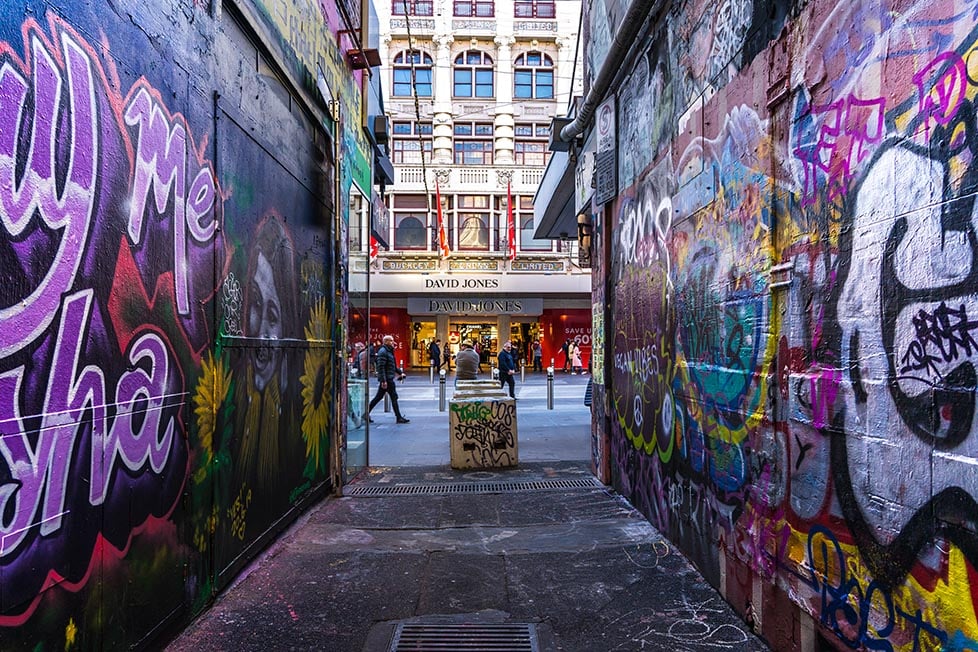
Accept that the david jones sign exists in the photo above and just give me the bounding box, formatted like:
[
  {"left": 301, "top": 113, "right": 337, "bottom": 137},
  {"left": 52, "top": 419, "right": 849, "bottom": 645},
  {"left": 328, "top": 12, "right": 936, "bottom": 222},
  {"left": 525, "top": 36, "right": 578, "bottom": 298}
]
[{"left": 407, "top": 297, "right": 543, "bottom": 315}]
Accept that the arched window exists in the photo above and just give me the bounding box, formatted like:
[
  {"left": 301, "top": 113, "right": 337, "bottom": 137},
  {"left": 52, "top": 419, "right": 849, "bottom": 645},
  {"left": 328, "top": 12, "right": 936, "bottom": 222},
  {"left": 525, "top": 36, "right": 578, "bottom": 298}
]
[
  {"left": 394, "top": 215, "right": 428, "bottom": 249},
  {"left": 514, "top": 52, "right": 553, "bottom": 99},
  {"left": 393, "top": 50, "right": 433, "bottom": 97},
  {"left": 392, "top": 195, "right": 430, "bottom": 250},
  {"left": 454, "top": 51, "right": 494, "bottom": 98}
]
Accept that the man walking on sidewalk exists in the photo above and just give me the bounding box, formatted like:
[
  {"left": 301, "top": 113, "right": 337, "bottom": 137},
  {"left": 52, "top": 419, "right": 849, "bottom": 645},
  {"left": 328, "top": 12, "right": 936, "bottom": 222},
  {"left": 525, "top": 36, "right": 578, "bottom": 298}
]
[
  {"left": 367, "top": 335, "right": 410, "bottom": 423},
  {"left": 497, "top": 340, "right": 517, "bottom": 399}
]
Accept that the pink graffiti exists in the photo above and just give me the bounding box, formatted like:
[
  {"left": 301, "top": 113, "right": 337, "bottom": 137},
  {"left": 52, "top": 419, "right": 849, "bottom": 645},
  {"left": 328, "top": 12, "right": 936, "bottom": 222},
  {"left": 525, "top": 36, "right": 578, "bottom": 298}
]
[
  {"left": 914, "top": 51, "right": 968, "bottom": 130},
  {"left": 795, "top": 94, "right": 885, "bottom": 205},
  {"left": 809, "top": 365, "right": 840, "bottom": 430}
]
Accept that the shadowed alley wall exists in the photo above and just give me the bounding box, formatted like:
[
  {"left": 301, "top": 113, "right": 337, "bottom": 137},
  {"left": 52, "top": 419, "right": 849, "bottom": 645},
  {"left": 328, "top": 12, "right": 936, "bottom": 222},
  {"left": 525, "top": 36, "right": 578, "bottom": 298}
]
[{"left": 0, "top": 1, "right": 366, "bottom": 648}]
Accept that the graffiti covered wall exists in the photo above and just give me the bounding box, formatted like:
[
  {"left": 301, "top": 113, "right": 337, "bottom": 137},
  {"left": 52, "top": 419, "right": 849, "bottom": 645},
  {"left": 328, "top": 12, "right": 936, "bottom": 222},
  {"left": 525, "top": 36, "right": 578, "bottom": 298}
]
[
  {"left": 600, "top": 0, "right": 978, "bottom": 648},
  {"left": 0, "top": 0, "right": 361, "bottom": 648}
]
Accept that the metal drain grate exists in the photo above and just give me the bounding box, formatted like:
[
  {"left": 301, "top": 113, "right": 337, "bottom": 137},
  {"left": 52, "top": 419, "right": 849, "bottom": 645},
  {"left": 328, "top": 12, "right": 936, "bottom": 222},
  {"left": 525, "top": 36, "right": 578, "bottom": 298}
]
[
  {"left": 390, "top": 623, "right": 538, "bottom": 651},
  {"left": 345, "top": 477, "right": 602, "bottom": 497}
]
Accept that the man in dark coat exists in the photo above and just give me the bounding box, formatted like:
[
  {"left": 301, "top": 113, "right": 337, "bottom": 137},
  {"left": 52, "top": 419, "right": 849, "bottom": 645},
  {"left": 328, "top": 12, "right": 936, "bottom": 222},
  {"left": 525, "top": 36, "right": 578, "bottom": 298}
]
[
  {"left": 367, "top": 335, "right": 410, "bottom": 423},
  {"left": 497, "top": 340, "right": 517, "bottom": 399},
  {"left": 429, "top": 338, "right": 442, "bottom": 372}
]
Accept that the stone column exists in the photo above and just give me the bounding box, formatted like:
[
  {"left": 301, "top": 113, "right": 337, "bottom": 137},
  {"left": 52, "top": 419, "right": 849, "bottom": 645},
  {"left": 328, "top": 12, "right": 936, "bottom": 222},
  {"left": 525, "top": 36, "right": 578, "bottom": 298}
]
[
  {"left": 493, "top": 35, "right": 516, "bottom": 166},
  {"left": 555, "top": 35, "right": 578, "bottom": 108},
  {"left": 432, "top": 33, "right": 455, "bottom": 165}
]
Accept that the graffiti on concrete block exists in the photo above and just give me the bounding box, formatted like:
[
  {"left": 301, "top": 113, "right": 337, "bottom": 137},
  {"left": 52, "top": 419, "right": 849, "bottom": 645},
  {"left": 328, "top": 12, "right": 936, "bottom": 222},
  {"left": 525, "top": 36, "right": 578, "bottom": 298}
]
[{"left": 451, "top": 401, "right": 517, "bottom": 468}]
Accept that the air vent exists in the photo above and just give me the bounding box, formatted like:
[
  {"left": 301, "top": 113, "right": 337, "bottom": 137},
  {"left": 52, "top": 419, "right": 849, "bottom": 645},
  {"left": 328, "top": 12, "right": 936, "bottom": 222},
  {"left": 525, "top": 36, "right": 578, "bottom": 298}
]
[
  {"left": 345, "top": 477, "right": 602, "bottom": 497},
  {"left": 390, "top": 623, "right": 538, "bottom": 651}
]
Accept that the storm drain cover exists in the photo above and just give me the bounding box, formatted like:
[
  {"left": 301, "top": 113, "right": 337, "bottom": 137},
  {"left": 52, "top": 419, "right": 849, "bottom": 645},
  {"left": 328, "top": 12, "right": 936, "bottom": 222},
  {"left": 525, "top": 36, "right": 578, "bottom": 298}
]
[
  {"left": 389, "top": 623, "right": 538, "bottom": 651},
  {"left": 346, "top": 477, "right": 602, "bottom": 497}
]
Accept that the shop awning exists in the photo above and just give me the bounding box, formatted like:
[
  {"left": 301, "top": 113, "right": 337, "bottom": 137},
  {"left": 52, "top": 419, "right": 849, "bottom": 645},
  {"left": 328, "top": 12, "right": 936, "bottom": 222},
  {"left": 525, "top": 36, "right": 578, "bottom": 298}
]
[
  {"left": 374, "top": 149, "right": 395, "bottom": 187},
  {"left": 532, "top": 150, "right": 577, "bottom": 240}
]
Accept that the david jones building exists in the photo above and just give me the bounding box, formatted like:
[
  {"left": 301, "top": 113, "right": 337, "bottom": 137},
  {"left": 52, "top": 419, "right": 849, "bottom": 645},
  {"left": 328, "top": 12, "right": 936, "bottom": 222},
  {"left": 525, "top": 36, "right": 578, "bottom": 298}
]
[{"left": 352, "top": 0, "right": 592, "bottom": 370}]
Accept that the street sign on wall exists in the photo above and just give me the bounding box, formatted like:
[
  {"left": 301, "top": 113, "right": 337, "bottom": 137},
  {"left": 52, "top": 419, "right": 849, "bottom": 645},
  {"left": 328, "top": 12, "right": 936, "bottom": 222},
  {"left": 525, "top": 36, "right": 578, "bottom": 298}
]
[{"left": 594, "top": 96, "right": 617, "bottom": 206}]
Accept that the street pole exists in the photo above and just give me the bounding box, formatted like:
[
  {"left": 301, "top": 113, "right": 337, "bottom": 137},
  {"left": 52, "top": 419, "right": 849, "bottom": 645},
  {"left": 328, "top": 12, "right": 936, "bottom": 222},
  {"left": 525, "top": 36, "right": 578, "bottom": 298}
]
[
  {"left": 547, "top": 366, "right": 554, "bottom": 410},
  {"left": 439, "top": 369, "right": 447, "bottom": 412}
]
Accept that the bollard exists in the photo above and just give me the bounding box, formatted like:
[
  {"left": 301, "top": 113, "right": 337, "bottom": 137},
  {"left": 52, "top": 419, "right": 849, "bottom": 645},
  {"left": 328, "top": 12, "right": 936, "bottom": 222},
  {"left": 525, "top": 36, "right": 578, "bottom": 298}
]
[
  {"left": 521, "top": 363, "right": 525, "bottom": 383},
  {"left": 439, "top": 369, "right": 447, "bottom": 412},
  {"left": 430, "top": 365, "right": 434, "bottom": 384},
  {"left": 384, "top": 392, "right": 391, "bottom": 412},
  {"left": 547, "top": 366, "right": 554, "bottom": 410}
]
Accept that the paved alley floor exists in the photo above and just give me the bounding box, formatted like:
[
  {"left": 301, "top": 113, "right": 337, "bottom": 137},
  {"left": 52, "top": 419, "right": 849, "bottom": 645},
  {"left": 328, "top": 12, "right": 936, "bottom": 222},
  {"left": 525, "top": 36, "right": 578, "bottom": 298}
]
[{"left": 165, "top": 462, "right": 769, "bottom": 651}]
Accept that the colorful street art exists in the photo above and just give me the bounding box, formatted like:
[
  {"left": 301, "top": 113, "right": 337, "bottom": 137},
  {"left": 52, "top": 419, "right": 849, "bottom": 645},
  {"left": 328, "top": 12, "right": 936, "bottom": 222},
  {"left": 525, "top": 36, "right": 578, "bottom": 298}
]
[
  {"left": 601, "top": 0, "right": 978, "bottom": 648},
  {"left": 0, "top": 2, "right": 359, "bottom": 647}
]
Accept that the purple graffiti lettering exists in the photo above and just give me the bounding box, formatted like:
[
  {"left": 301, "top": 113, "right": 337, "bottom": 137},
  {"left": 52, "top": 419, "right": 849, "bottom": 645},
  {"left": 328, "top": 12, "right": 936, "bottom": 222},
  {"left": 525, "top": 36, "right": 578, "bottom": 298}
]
[
  {"left": 91, "top": 332, "right": 174, "bottom": 504},
  {"left": 125, "top": 86, "right": 217, "bottom": 316},
  {"left": 915, "top": 51, "right": 967, "bottom": 128},
  {"left": 0, "top": 291, "right": 105, "bottom": 555},
  {"left": 0, "top": 34, "right": 97, "bottom": 357},
  {"left": 794, "top": 94, "right": 885, "bottom": 205}
]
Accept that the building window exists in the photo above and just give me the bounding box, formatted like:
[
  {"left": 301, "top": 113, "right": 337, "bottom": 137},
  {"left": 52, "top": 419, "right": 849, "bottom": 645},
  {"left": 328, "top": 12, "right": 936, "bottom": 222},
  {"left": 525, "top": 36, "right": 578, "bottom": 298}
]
[
  {"left": 392, "top": 195, "right": 429, "bottom": 250},
  {"left": 515, "top": 123, "right": 549, "bottom": 166},
  {"left": 454, "top": 140, "right": 493, "bottom": 165},
  {"left": 513, "top": 196, "right": 550, "bottom": 251},
  {"left": 392, "top": 121, "right": 432, "bottom": 164},
  {"left": 393, "top": 50, "right": 433, "bottom": 97},
  {"left": 392, "top": 140, "right": 433, "bottom": 164},
  {"left": 514, "top": 52, "right": 554, "bottom": 99},
  {"left": 514, "top": 0, "right": 555, "bottom": 17},
  {"left": 457, "top": 196, "right": 490, "bottom": 250},
  {"left": 392, "top": 0, "right": 433, "bottom": 15},
  {"left": 514, "top": 142, "right": 547, "bottom": 166},
  {"left": 454, "top": 0, "right": 494, "bottom": 17},
  {"left": 454, "top": 51, "right": 494, "bottom": 98}
]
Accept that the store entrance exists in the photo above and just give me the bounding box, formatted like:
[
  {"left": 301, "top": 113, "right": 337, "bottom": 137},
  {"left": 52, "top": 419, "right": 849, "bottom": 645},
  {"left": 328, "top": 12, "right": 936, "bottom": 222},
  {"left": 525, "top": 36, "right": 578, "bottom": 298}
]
[
  {"left": 510, "top": 320, "right": 542, "bottom": 368},
  {"left": 412, "top": 320, "right": 436, "bottom": 368},
  {"left": 449, "top": 321, "right": 498, "bottom": 368}
]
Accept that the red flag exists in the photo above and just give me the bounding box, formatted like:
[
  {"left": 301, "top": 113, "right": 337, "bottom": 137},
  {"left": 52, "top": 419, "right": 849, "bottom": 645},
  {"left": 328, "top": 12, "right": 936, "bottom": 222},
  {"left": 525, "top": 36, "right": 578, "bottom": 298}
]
[
  {"left": 436, "top": 180, "right": 450, "bottom": 259},
  {"left": 369, "top": 235, "right": 379, "bottom": 260},
  {"left": 507, "top": 182, "right": 516, "bottom": 261}
]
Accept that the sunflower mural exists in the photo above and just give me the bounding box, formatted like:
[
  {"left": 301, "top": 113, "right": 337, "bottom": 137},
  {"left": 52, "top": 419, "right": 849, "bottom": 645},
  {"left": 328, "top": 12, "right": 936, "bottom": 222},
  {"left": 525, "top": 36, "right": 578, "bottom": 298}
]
[
  {"left": 300, "top": 299, "right": 332, "bottom": 478},
  {"left": 188, "top": 351, "right": 235, "bottom": 608}
]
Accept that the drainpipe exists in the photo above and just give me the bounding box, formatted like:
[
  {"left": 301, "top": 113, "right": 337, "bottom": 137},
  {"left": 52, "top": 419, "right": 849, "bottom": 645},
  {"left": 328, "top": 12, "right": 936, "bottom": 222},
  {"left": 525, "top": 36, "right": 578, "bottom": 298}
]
[{"left": 557, "top": 0, "right": 664, "bottom": 144}]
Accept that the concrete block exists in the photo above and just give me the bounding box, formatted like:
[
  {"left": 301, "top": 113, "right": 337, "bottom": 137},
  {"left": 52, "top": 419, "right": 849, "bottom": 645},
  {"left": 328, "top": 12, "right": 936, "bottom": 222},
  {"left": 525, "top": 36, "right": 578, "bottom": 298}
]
[{"left": 449, "top": 396, "right": 518, "bottom": 470}]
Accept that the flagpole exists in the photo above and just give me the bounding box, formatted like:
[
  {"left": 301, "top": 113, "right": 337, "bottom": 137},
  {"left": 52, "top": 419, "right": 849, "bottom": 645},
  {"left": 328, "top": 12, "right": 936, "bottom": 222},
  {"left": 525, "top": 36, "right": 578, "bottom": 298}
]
[{"left": 507, "top": 181, "right": 516, "bottom": 261}]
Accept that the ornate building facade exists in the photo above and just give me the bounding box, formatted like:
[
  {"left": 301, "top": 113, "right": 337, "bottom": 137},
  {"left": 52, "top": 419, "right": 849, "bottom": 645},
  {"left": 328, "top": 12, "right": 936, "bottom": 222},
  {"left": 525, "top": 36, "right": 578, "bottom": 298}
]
[{"left": 361, "top": 0, "right": 588, "bottom": 370}]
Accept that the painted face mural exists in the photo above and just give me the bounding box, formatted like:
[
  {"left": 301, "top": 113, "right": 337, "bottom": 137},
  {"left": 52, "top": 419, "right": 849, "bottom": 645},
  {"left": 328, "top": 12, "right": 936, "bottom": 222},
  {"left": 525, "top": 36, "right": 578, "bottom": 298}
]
[
  {"left": 249, "top": 252, "right": 283, "bottom": 389},
  {"left": 246, "top": 215, "right": 297, "bottom": 395}
]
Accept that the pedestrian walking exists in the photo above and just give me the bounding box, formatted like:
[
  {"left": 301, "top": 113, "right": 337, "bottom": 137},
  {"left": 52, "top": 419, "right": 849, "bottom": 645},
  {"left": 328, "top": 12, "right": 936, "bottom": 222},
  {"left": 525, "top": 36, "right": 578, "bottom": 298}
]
[
  {"left": 571, "top": 343, "right": 583, "bottom": 374},
  {"left": 532, "top": 339, "right": 543, "bottom": 372},
  {"left": 429, "top": 338, "right": 442, "bottom": 372},
  {"left": 443, "top": 344, "right": 451, "bottom": 371},
  {"left": 367, "top": 335, "right": 410, "bottom": 423},
  {"left": 497, "top": 340, "right": 517, "bottom": 399},
  {"left": 561, "top": 339, "right": 571, "bottom": 373}
]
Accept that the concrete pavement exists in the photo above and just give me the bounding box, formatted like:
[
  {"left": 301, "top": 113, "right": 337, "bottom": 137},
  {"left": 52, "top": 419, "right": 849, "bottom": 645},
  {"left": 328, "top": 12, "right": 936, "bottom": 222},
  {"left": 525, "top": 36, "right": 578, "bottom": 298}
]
[
  {"left": 362, "top": 369, "right": 594, "bottom": 466},
  {"left": 164, "top": 371, "right": 769, "bottom": 651}
]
